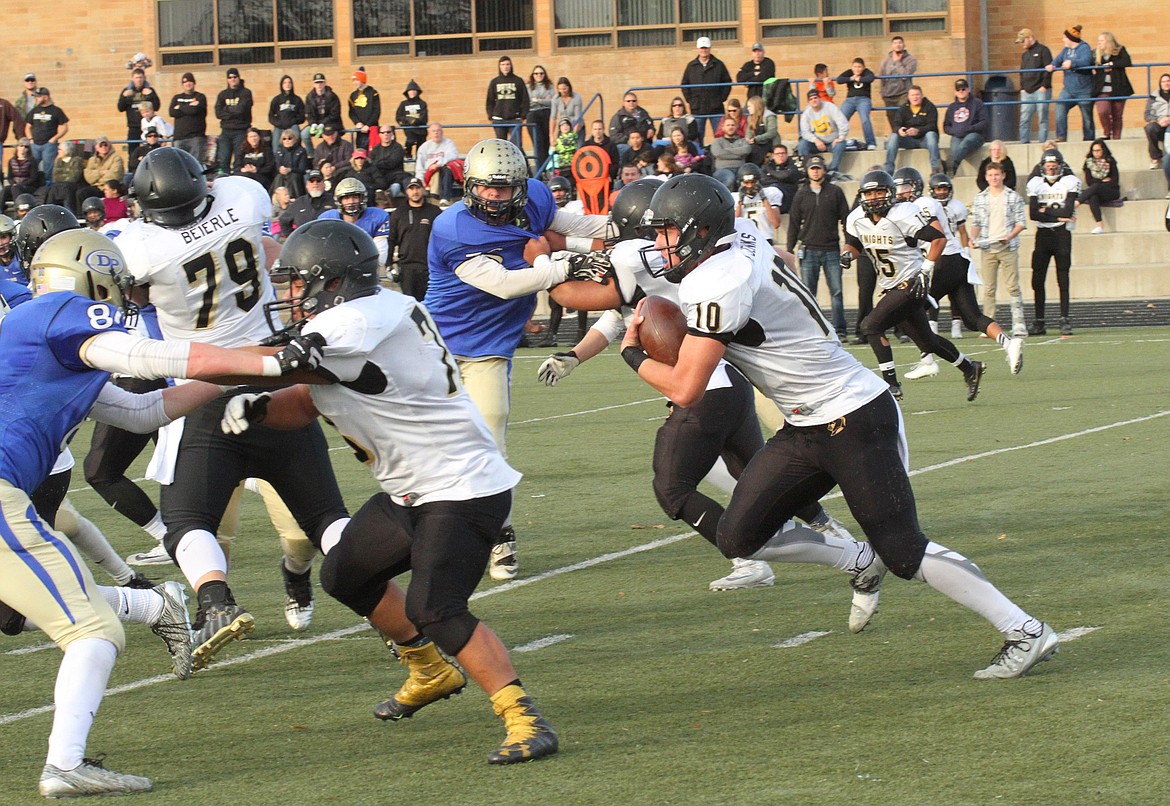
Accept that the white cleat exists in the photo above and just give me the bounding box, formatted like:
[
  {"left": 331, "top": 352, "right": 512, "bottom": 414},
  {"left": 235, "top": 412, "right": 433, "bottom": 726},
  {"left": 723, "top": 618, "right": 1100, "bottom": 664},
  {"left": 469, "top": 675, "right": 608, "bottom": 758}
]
[
  {"left": 709, "top": 558, "right": 775, "bottom": 591},
  {"left": 126, "top": 542, "right": 174, "bottom": 566},
  {"left": 39, "top": 759, "right": 153, "bottom": 798},
  {"left": 809, "top": 515, "right": 855, "bottom": 543},
  {"left": 489, "top": 539, "right": 518, "bottom": 581},
  {"left": 848, "top": 549, "right": 887, "bottom": 633},
  {"left": 974, "top": 622, "right": 1059, "bottom": 679},
  {"left": 151, "top": 581, "right": 194, "bottom": 680},
  {"left": 1005, "top": 336, "right": 1024, "bottom": 375},
  {"left": 905, "top": 359, "right": 940, "bottom": 380}
]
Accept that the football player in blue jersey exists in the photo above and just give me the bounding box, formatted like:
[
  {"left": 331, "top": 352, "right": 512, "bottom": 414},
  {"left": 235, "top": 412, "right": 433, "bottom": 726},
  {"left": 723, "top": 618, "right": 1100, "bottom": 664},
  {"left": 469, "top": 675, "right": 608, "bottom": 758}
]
[
  {"left": 0, "top": 228, "right": 323, "bottom": 798},
  {"left": 0, "top": 215, "right": 20, "bottom": 281},
  {"left": 318, "top": 176, "right": 390, "bottom": 266},
  {"left": 424, "top": 138, "right": 608, "bottom": 580}
]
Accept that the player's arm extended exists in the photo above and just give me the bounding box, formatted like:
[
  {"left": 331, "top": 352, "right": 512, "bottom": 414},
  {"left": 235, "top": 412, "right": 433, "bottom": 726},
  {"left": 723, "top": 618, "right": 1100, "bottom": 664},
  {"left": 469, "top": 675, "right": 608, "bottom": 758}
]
[
  {"left": 454, "top": 252, "right": 568, "bottom": 299},
  {"left": 548, "top": 210, "right": 610, "bottom": 252},
  {"left": 89, "top": 381, "right": 225, "bottom": 433},
  {"left": 80, "top": 331, "right": 292, "bottom": 381}
]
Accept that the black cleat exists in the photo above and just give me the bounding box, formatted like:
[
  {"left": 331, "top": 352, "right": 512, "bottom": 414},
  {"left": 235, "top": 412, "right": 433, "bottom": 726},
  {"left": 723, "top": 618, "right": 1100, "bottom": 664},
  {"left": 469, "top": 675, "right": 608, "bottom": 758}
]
[
  {"left": 1027, "top": 320, "right": 1046, "bottom": 336},
  {"left": 964, "top": 361, "right": 985, "bottom": 401}
]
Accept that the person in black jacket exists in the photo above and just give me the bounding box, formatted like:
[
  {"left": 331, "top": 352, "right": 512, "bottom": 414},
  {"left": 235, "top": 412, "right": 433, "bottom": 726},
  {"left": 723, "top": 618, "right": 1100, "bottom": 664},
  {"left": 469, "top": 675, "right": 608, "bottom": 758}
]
[
  {"left": 388, "top": 177, "right": 442, "bottom": 300},
  {"left": 169, "top": 72, "right": 208, "bottom": 163},
  {"left": 303, "top": 73, "right": 343, "bottom": 152},
  {"left": 215, "top": 68, "right": 253, "bottom": 174},
  {"left": 369, "top": 125, "right": 411, "bottom": 199},
  {"left": 271, "top": 129, "right": 309, "bottom": 198},
  {"left": 785, "top": 155, "right": 851, "bottom": 339},
  {"left": 585, "top": 120, "right": 620, "bottom": 183},
  {"left": 681, "top": 37, "right": 732, "bottom": 141},
  {"left": 882, "top": 85, "right": 941, "bottom": 175},
  {"left": 116, "top": 68, "right": 159, "bottom": 150},
  {"left": 395, "top": 80, "right": 427, "bottom": 157},
  {"left": 735, "top": 42, "right": 776, "bottom": 100},
  {"left": 761, "top": 143, "right": 801, "bottom": 213},
  {"left": 835, "top": 59, "right": 877, "bottom": 150},
  {"left": 486, "top": 56, "right": 529, "bottom": 148},
  {"left": 348, "top": 67, "right": 381, "bottom": 152},
  {"left": 268, "top": 75, "right": 305, "bottom": 158},
  {"left": 234, "top": 127, "right": 274, "bottom": 188},
  {"left": 278, "top": 169, "right": 334, "bottom": 236}
]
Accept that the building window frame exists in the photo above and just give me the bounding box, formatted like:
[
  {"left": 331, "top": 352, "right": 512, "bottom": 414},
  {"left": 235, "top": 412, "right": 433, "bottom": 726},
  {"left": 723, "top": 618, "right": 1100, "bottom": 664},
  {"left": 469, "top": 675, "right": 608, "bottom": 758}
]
[{"left": 157, "top": 0, "right": 336, "bottom": 67}]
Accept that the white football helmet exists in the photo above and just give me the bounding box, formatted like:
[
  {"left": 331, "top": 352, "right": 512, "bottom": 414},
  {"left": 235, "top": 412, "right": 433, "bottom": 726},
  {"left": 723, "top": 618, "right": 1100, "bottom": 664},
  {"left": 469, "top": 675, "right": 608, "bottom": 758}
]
[{"left": 30, "top": 229, "right": 136, "bottom": 317}]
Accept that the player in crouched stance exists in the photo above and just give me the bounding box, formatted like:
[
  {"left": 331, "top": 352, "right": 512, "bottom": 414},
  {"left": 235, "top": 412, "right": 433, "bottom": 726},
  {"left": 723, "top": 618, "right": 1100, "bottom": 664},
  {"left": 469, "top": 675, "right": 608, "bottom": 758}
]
[
  {"left": 622, "top": 173, "right": 1058, "bottom": 680},
  {"left": 220, "top": 219, "right": 557, "bottom": 764}
]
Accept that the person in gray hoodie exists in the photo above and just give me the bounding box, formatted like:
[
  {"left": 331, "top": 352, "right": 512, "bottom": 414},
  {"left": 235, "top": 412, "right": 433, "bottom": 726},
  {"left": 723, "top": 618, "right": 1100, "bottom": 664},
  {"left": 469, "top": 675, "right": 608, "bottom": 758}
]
[{"left": 395, "top": 80, "right": 427, "bottom": 158}]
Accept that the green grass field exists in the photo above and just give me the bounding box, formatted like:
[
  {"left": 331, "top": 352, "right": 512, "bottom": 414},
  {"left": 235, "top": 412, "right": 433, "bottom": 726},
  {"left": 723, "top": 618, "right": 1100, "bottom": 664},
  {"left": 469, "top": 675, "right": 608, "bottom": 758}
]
[{"left": 2, "top": 329, "right": 1169, "bottom": 805}]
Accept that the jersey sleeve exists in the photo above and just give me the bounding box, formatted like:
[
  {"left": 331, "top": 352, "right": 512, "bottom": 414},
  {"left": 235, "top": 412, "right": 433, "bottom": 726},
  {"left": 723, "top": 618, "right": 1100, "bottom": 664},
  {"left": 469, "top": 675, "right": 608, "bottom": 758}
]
[
  {"left": 302, "top": 304, "right": 375, "bottom": 383},
  {"left": 891, "top": 204, "right": 932, "bottom": 240},
  {"left": 48, "top": 296, "right": 130, "bottom": 372},
  {"left": 678, "top": 265, "right": 754, "bottom": 344}
]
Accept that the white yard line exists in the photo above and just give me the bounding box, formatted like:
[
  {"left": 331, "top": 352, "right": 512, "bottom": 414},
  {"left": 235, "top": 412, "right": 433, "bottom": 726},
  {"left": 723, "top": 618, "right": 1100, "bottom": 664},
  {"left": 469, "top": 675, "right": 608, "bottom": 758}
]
[{"left": 774, "top": 631, "right": 833, "bottom": 648}]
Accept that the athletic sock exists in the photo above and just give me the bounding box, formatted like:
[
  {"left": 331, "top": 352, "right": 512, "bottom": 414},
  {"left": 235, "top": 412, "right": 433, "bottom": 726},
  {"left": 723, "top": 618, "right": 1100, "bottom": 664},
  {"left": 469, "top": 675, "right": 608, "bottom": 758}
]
[
  {"left": 914, "top": 541, "right": 1030, "bottom": 633},
  {"left": 99, "top": 585, "right": 165, "bottom": 625},
  {"left": 46, "top": 638, "right": 118, "bottom": 771}
]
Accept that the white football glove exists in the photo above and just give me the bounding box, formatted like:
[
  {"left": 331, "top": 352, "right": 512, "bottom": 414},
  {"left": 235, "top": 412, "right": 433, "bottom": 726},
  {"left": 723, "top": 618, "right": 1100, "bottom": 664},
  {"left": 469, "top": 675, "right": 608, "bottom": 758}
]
[
  {"left": 537, "top": 351, "right": 580, "bottom": 387},
  {"left": 221, "top": 392, "right": 272, "bottom": 435}
]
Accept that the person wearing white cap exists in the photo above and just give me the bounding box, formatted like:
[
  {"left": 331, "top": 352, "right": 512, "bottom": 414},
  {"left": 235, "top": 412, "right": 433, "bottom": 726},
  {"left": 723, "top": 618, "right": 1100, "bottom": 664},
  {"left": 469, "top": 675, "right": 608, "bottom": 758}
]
[
  {"left": 681, "top": 36, "right": 732, "bottom": 141},
  {"left": 736, "top": 41, "right": 775, "bottom": 99}
]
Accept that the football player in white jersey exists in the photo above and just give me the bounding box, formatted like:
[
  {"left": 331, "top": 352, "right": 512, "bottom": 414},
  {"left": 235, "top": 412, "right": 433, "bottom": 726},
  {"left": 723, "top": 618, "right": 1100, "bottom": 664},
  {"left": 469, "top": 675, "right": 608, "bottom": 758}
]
[
  {"left": 621, "top": 173, "right": 1057, "bottom": 680},
  {"left": 1025, "top": 149, "right": 1081, "bottom": 336},
  {"left": 219, "top": 219, "right": 558, "bottom": 765},
  {"left": 842, "top": 170, "right": 985, "bottom": 401},
  {"left": 118, "top": 147, "right": 350, "bottom": 668},
  {"left": 734, "top": 163, "right": 784, "bottom": 244},
  {"left": 890, "top": 168, "right": 1024, "bottom": 380}
]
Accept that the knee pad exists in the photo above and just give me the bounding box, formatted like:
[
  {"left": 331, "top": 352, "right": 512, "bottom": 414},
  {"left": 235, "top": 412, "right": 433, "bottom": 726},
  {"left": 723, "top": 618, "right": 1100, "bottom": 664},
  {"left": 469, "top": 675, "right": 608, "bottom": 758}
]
[
  {"left": 319, "top": 551, "right": 386, "bottom": 617},
  {"left": 420, "top": 612, "right": 480, "bottom": 657},
  {"left": 651, "top": 474, "right": 690, "bottom": 520},
  {"left": 859, "top": 313, "right": 884, "bottom": 338},
  {"left": 873, "top": 529, "right": 929, "bottom": 580}
]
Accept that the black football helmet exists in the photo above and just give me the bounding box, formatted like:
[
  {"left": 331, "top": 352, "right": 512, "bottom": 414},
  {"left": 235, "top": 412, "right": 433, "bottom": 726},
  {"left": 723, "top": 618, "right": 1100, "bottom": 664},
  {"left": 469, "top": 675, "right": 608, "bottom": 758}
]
[
  {"left": 606, "top": 178, "right": 660, "bottom": 245},
  {"left": 546, "top": 175, "right": 573, "bottom": 207},
  {"left": 81, "top": 196, "right": 107, "bottom": 227},
  {"left": 462, "top": 138, "right": 529, "bottom": 224},
  {"left": 14, "top": 193, "right": 36, "bottom": 218},
  {"left": 736, "top": 162, "right": 762, "bottom": 189},
  {"left": 642, "top": 173, "right": 736, "bottom": 283},
  {"left": 858, "top": 170, "right": 897, "bottom": 217},
  {"left": 929, "top": 173, "right": 953, "bottom": 201},
  {"left": 133, "top": 147, "right": 209, "bottom": 228},
  {"left": 892, "top": 166, "right": 924, "bottom": 201},
  {"left": 16, "top": 204, "right": 82, "bottom": 278},
  {"left": 265, "top": 219, "right": 380, "bottom": 336}
]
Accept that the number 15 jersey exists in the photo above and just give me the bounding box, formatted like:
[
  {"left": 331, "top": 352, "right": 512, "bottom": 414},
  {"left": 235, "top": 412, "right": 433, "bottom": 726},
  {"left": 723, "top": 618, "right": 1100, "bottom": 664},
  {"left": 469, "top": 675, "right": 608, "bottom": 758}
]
[{"left": 118, "top": 176, "right": 276, "bottom": 347}]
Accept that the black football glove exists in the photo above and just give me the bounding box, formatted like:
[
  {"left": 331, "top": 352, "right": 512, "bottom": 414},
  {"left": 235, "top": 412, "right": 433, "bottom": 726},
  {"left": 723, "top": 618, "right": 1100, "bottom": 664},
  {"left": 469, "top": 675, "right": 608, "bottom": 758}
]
[
  {"left": 274, "top": 332, "right": 326, "bottom": 374},
  {"left": 840, "top": 251, "right": 854, "bottom": 271},
  {"left": 566, "top": 252, "right": 613, "bottom": 284}
]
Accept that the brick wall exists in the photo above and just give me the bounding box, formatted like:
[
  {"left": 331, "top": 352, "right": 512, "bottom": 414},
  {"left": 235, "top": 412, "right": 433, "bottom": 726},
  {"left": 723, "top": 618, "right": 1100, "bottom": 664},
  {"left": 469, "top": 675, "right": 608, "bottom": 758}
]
[{"left": 3, "top": 0, "right": 1163, "bottom": 155}]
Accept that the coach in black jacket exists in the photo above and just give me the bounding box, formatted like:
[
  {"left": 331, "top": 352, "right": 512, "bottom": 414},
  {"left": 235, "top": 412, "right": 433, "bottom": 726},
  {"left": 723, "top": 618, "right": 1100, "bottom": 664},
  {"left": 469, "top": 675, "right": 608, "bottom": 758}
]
[
  {"left": 785, "top": 156, "right": 851, "bottom": 338},
  {"left": 388, "top": 178, "right": 442, "bottom": 301},
  {"left": 681, "top": 37, "right": 732, "bottom": 141}
]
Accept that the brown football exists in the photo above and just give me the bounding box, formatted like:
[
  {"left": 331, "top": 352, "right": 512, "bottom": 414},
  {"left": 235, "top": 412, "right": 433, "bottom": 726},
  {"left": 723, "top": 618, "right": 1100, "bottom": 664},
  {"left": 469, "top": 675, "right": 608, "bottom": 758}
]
[{"left": 638, "top": 295, "right": 689, "bottom": 365}]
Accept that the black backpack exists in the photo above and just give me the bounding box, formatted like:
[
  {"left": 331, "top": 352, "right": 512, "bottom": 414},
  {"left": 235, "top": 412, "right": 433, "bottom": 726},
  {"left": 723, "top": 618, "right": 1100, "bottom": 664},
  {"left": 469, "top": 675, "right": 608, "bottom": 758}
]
[{"left": 762, "top": 78, "right": 799, "bottom": 122}]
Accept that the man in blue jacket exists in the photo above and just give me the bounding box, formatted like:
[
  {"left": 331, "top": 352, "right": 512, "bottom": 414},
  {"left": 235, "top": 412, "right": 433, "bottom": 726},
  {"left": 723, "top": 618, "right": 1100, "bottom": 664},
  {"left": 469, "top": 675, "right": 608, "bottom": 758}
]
[
  {"left": 943, "top": 79, "right": 989, "bottom": 175},
  {"left": 1046, "top": 25, "right": 1095, "bottom": 142}
]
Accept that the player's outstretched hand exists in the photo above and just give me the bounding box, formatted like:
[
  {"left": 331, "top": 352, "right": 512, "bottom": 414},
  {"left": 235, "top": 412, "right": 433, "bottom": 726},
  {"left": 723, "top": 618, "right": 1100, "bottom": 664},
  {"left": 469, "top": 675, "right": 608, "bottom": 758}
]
[
  {"left": 275, "top": 332, "right": 326, "bottom": 374},
  {"left": 221, "top": 393, "right": 272, "bottom": 435},
  {"left": 537, "top": 351, "right": 580, "bottom": 386},
  {"left": 567, "top": 252, "right": 613, "bottom": 284}
]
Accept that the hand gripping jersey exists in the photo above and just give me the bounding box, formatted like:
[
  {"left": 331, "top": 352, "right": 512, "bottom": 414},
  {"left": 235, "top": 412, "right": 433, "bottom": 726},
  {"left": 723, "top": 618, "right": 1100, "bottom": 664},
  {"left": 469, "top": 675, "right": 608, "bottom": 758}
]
[
  {"left": 1026, "top": 174, "right": 1082, "bottom": 230},
  {"left": 846, "top": 201, "right": 933, "bottom": 291},
  {"left": 678, "top": 224, "right": 888, "bottom": 426},
  {"left": 738, "top": 186, "right": 784, "bottom": 242},
  {"left": 0, "top": 294, "right": 127, "bottom": 492},
  {"left": 117, "top": 176, "right": 277, "bottom": 347},
  {"left": 424, "top": 179, "right": 558, "bottom": 359},
  {"left": 302, "top": 290, "right": 521, "bottom": 506}
]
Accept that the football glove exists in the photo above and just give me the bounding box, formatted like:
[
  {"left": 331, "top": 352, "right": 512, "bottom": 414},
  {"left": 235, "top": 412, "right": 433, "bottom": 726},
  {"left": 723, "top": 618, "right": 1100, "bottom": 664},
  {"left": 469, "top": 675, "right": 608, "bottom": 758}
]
[
  {"left": 566, "top": 252, "right": 613, "bottom": 284},
  {"left": 274, "top": 332, "right": 326, "bottom": 374},
  {"left": 537, "top": 351, "right": 580, "bottom": 387},
  {"left": 908, "top": 274, "right": 929, "bottom": 303},
  {"left": 123, "top": 572, "right": 157, "bottom": 589},
  {"left": 840, "top": 251, "right": 854, "bottom": 271},
  {"left": 221, "top": 392, "right": 272, "bottom": 435},
  {"left": 920, "top": 258, "right": 936, "bottom": 283}
]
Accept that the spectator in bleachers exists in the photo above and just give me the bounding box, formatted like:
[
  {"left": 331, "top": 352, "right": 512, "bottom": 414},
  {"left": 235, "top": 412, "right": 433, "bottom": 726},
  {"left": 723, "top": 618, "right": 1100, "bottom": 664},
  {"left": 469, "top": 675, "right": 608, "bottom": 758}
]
[
  {"left": 369, "top": 125, "right": 410, "bottom": 204},
  {"left": 278, "top": 168, "right": 334, "bottom": 235},
  {"left": 549, "top": 77, "right": 584, "bottom": 144},
  {"left": 665, "top": 127, "right": 703, "bottom": 174},
  {"left": 395, "top": 80, "right": 427, "bottom": 158},
  {"left": 835, "top": 58, "right": 878, "bottom": 151},
  {"left": 622, "top": 130, "right": 659, "bottom": 176},
  {"left": 313, "top": 123, "right": 353, "bottom": 169},
  {"left": 736, "top": 42, "right": 775, "bottom": 100},
  {"left": 1090, "top": 32, "right": 1132, "bottom": 142},
  {"left": 304, "top": 72, "right": 343, "bottom": 152},
  {"left": 744, "top": 96, "right": 780, "bottom": 164},
  {"left": 879, "top": 36, "right": 918, "bottom": 131},
  {"left": 0, "top": 95, "right": 21, "bottom": 168},
  {"left": 270, "top": 186, "right": 292, "bottom": 238},
  {"left": 527, "top": 65, "right": 554, "bottom": 170},
  {"left": 102, "top": 179, "right": 128, "bottom": 222},
  {"left": 976, "top": 140, "right": 1019, "bottom": 191},
  {"left": 2, "top": 139, "right": 43, "bottom": 211},
  {"left": 1143, "top": 73, "right": 1170, "bottom": 169},
  {"left": 943, "top": 78, "right": 988, "bottom": 175},
  {"left": 762, "top": 143, "right": 801, "bottom": 213},
  {"left": 116, "top": 67, "right": 159, "bottom": 148},
  {"left": 348, "top": 67, "right": 380, "bottom": 152},
  {"left": 414, "top": 122, "right": 459, "bottom": 202},
  {"left": 268, "top": 74, "right": 305, "bottom": 159},
  {"left": 616, "top": 163, "right": 641, "bottom": 190},
  {"left": 486, "top": 56, "right": 528, "bottom": 147},
  {"left": 45, "top": 140, "right": 83, "bottom": 211},
  {"left": 333, "top": 149, "right": 379, "bottom": 208},
  {"left": 883, "top": 85, "right": 942, "bottom": 175},
  {"left": 271, "top": 129, "right": 309, "bottom": 198},
  {"left": 1078, "top": 138, "right": 1120, "bottom": 234},
  {"left": 656, "top": 152, "right": 681, "bottom": 179},
  {"left": 1017, "top": 28, "right": 1053, "bottom": 144},
  {"left": 318, "top": 159, "right": 337, "bottom": 196},
  {"left": 169, "top": 72, "right": 208, "bottom": 163},
  {"left": 657, "top": 97, "right": 700, "bottom": 144},
  {"left": 15, "top": 73, "right": 38, "bottom": 124},
  {"left": 586, "top": 119, "right": 620, "bottom": 184},
  {"left": 24, "top": 87, "right": 68, "bottom": 181},
  {"left": 234, "top": 127, "right": 274, "bottom": 188},
  {"left": 138, "top": 102, "right": 172, "bottom": 140},
  {"left": 1047, "top": 25, "right": 1095, "bottom": 142},
  {"left": 809, "top": 63, "right": 836, "bottom": 103},
  {"left": 609, "top": 92, "right": 655, "bottom": 154},
  {"left": 682, "top": 36, "right": 732, "bottom": 140},
  {"left": 215, "top": 67, "right": 253, "bottom": 174},
  {"left": 552, "top": 117, "right": 579, "bottom": 175},
  {"left": 714, "top": 97, "right": 747, "bottom": 139},
  {"left": 79, "top": 136, "right": 123, "bottom": 210},
  {"left": 128, "top": 127, "right": 164, "bottom": 176},
  {"left": 710, "top": 116, "right": 751, "bottom": 190},
  {"left": 798, "top": 89, "right": 850, "bottom": 178}
]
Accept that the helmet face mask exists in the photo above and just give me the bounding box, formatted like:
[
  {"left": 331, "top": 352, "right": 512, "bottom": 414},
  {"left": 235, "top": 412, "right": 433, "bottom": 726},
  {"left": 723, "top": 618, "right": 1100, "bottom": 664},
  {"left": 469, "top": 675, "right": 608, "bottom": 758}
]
[
  {"left": 640, "top": 174, "right": 736, "bottom": 283},
  {"left": 30, "top": 229, "right": 139, "bottom": 325},
  {"left": 462, "top": 139, "right": 529, "bottom": 225},
  {"left": 133, "top": 147, "right": 210, "bottom": 228},
  {"left": 892, "top": 167, "right": 924, "bottom": 202},
  {"left": 858, "top": 170, "right": 897, "bottom": 217},
  {"left": 264, "top": 219, "right": 381, "bottom": 338},
  {"left": 546, "top": 176, "right": 573, "bottom": 207},
  {"left": 333, "top": 177, "right": 367, "bottom": 218},
  {"left": 928, "top": 173, "right": 953, "bottom": 202}
]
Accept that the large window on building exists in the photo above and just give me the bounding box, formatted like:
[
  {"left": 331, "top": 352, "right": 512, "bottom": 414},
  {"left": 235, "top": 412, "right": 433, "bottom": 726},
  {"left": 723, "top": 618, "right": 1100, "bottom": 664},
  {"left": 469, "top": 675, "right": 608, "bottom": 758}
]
[
  {"left": 554, "top": 0, "right": 739, "bottom": 50},
  {"left": 158, "top": 0, "right": 334, "bottom": 66},
  {"left": 758, "top": 0, "right": 946, "bottom": 40},
  {"left": 353, "top": 0, "right": 534, "bottom": 58}
]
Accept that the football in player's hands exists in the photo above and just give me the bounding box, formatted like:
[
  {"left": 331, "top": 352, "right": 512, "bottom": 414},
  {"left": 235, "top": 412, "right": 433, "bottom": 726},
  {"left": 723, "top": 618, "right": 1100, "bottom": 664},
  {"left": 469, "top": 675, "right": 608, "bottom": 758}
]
[{"left": 638, "top": 295, "right": 688, "bottom": 366}]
